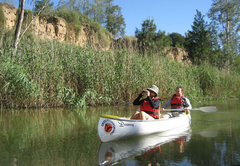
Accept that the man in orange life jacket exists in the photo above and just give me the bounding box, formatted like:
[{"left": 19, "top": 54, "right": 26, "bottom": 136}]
[
  {"left": 131, "top": 85, "right": 160, "bottom": 120},
  {"left": 161, "top": 86, "right": 192, "bottom": 118}
]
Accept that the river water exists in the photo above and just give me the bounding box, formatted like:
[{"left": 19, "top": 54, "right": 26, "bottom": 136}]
[{"left": 0, "top": 100, "right": 240, "bottom": 166}]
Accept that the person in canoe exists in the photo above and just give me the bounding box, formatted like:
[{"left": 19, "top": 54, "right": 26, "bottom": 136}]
[
  {"left": 135, "top": 146, "right": 161, "bottom": 165},
  {"left": 161, "top": 86, "right": 192, "bottom": 118},
  {"left": 131, "top": 85, "right": 161, "bottom": 120}
]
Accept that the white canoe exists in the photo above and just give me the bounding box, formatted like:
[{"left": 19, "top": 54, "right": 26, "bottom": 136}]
[
  {"left": 97, "top": 112, "right": 191, "bottom": 142},
  {"left": 98, "top": 125, "right": 191, "bottom": 166}
]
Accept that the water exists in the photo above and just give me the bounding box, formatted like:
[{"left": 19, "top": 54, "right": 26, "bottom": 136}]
[{"left": 0, "top": 101, "right": 240, "bottom": 166}]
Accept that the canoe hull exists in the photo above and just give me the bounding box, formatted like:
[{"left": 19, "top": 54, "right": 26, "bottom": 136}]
[
  {"left": 98, "top": 113, "right": 191, "bottom": 142},
  {"left": 98, "top": 125, "right": 191, "bottom": 165}
]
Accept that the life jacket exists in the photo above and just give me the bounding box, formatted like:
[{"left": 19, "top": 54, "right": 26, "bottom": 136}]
[
  {"left": 170, "top": 94, "right": 184, "bottom": 108},
  {"left": 140, "top": 97, "right": 160, "bottom": 119},
  {"left": 144, "top": 146, "right": 161, "bottom": 159},
  {"left": 175, "top": 136, "right": 184, "bottom": 143}
]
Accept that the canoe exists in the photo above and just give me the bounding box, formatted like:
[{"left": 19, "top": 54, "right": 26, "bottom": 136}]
[
  {"left": 98, "top": 125, "right": 192, "bottom": 165},
  {"left": 97, "top": 111, "right": 191, "bottom": 142}
]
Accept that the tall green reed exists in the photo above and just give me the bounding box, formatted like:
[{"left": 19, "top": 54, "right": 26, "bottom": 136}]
[{"left": 0, "top": 30, "right": 239, "bottom": 108}]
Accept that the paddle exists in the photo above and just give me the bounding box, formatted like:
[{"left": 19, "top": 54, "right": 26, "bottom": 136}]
[
  {"left": 163, "top": 106, "right": 217, "bottom": 113},
  {"left": 198, "top": 130, "right": 218, "bottom": 138}
]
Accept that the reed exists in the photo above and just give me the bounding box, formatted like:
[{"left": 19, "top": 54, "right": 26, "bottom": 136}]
[
  {"left": 0, "top": 108, "right": 100, "bottom": 165},
  {"left": 0, "top": 31, "right": 239, "bottom": 108}
]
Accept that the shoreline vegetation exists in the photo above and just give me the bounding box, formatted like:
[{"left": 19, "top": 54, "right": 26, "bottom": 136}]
[{"left": 0, "top": 30, "right": 239, "bottom": 109}]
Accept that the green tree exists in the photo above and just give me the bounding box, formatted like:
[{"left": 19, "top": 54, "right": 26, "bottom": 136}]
[
  {"left": 155, "top": 30, "right": 172, "bottom": 52},
  {"left": 105, "top": 0, "right": 125, "bottom": 37},
  {"left": 57, "top": 0, "right": 125, "bottom": 38},
  {"left": 208, "top": 0, "right": 240, "bottom": 71},
  {"left": 135, "top": 18, "right": 157, "bottom": 55},
  {"left": 34, "top": 0, "right": 54, "bottom": 16},
  {"left": 169, "top": 32, "right": 185, "bottom": 48},
  {"left": 135, "top": 18, "right": 171, "bottom": 56},
  {"left": 75, "top": 0, "right": 91, "bottom": 18},
  {"left": 185, "top": 10, "right": 220, "bottom": 65},
  {"left": 91, "top": 0, "right": 106, "bottom": 23}
]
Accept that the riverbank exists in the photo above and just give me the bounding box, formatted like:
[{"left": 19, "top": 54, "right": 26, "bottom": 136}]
[{"left": 1, "top": 30, "right": 239, "bottom": 108}]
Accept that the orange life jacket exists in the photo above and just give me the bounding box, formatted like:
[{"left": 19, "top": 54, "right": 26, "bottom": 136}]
[{"left": 140, "top": 97, "right": 160, "bottom": 119}]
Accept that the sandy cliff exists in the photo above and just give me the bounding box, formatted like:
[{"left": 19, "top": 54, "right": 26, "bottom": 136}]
[{"left": 1, "top": 3, "right": 189, "bottom": 62}]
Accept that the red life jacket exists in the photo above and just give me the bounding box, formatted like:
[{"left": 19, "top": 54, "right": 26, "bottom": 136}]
[
  {"left": 140, "top": 97, "right": 160, "bottom": 119},
  {"left": 170, "top": 94, "right": 184, "bottom": 108},
  {"left": 144, "top": 146, "right": 161, "bottom": 159}
]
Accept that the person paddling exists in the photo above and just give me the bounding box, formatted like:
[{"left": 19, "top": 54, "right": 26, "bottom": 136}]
[
  {"left": 131, "top": 85, "right": 161, "bottom": 120},
  {"left": 161, "top": 86, "right": 192, "bottom": 118}
]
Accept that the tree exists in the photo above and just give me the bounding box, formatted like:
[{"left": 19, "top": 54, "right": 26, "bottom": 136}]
[
  {"left": 105, "top": 0, "right": 125, "bottom": 37},
  {"left": 14, "top": 0, "right": 51, "bottom": 51},
  {"left": 135, "top": 18, "right": 171, "bottom": 56},
  {"left": 91, "top": 0, "right": 106, "bottom": 23},
  {"left": 14, "top": 0, "right": 26, "bottom": 51},
  {"left": 57, "top": 0, "right": 125, "bottom": 38},
  {"left": 135, "top": 18, "right": 157, "bottom": 55},
  {"left": 208, "top": 0, "right": 240, "bottom": 71},
  {"left": 34, "top": 0, "right": 54, "bottom": 16},
  {"left": 155, "top": 30, "right": 172, "bottom": 52},
  {"left": 169, "top": 32, "right": 185, "bottom": 48},
  {"left": 185, "top": 10, "right": 220, "bottom": 65},
  {"left": 75, "top": 0, "right": 91, "bottom": 18}
]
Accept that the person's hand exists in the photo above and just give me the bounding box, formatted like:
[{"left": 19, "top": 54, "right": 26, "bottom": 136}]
[
  {"left": 141, "top": 90, "right": 149, "bottom": 96},
  {"left": 161, "top": 108, "right": 165, "bottom": 111},
  {"left": 141, "top": 90, "right": 147, "bottom": 95},
  {"left": 184, "top": 107, "right": 189, "bottom": 114},
  {"left": 147, "top": 90, "right": 150, "bottom": 96}
]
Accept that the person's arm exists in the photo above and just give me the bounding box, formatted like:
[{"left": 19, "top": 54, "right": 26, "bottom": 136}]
[
  {"left": 147, "top": 96, "right": 160, "bottom": 109},
  {"left": 183, "top": 97, "right": 192, "bottom": 109},
  {"left": 133, "top": 94, "right": 143, "bottom": 105},
  {"left": 162, "top": 98, "right": 172, "bottom": 109}
]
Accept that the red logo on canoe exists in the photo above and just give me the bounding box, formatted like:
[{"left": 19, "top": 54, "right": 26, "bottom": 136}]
[
  {"left": 104, "top": 123, "right": 113, "bottom": 133},
  {"left": 102, "top": 120, "right": 115, "bottom": 135}
]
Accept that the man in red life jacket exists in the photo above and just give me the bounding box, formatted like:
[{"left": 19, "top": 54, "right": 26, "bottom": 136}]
[
  {"left": 131, "top": 85, "right": 161, "bottom": 120},
  {"left": 161, "top": 86, "right": 192, "bottom": 118},
  {"left": 135, "top": 146, "right": 161, "bottom": 165}
]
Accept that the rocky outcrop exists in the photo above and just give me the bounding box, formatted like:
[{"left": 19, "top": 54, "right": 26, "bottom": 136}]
[
  {"left": 1, "top": 3, "right": 189, "bottom": 63},
  {"left": 2, "top": 3, "right": 17, "bottom": 29},
  {"left": 164, "top": 47, "right": 190, "bottom": 63},
  {"left": 110, "top": 37, "right": 138, "bottom": 52},
  {"left": 2, "top": 3, "right": 111, "bottom": 50}
]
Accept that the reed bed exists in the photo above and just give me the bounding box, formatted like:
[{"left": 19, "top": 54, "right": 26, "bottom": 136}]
[
  {"left": 0, "top": 30, "right": 239, "bottom": 108},
  {"left": 0, "top": 108, "right": 99, "bottom": 165}
]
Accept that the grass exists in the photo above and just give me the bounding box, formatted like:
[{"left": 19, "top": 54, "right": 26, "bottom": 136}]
[{"left": 0, "top": 30, "right": 240, "bottom": 108}]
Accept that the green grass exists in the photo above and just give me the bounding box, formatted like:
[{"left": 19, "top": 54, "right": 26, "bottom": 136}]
[{"left": 0, "top": 30, "right": 239, "bottom": 108}]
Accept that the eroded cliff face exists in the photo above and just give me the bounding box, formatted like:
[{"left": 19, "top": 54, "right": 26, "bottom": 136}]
[
  {"left": 2, "top": 3, "right": 112, "bottom": 50},
  {"left": 2, "top": 3, "right": 17, "bottom": 29},
  {"left": 1, "top": 3, "right": 189, "bottom": 63}
]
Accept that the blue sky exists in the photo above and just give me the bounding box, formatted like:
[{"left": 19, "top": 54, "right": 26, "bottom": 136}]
[
  {"left": 113, "top": 0, "right": 213, "bottom": 36},
  {"left": 9, "top": 0, "right": 213, "bottom": 37}
]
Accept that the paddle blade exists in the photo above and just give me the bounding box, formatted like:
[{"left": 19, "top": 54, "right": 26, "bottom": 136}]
[
  {"left": 198, "top": 130, "right": 217, "bottom": 138},
  {"left": 163, "top": 106, "right": 217, "bottom": 113},
  {"left": 198, "top": 106, "right": 217, "bottom": 113}
]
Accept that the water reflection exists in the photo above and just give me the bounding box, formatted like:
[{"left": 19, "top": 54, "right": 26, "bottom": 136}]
[
  {"left": 198, "top": 129, "right": 218, "bottom": 138},
  {"left": 98, "top": 126, "right": 191, "bottom": 166},
  {"left": 1, "top": 101, "right": 240, "bottom": 165}
]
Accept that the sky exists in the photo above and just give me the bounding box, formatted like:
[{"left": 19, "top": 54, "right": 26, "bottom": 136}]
[
  {"left": 9, "top": 0, "right": 213, "bottom": 37},
  {"left": 112, "top": 0, "right": 213, "bottom": 36}
]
